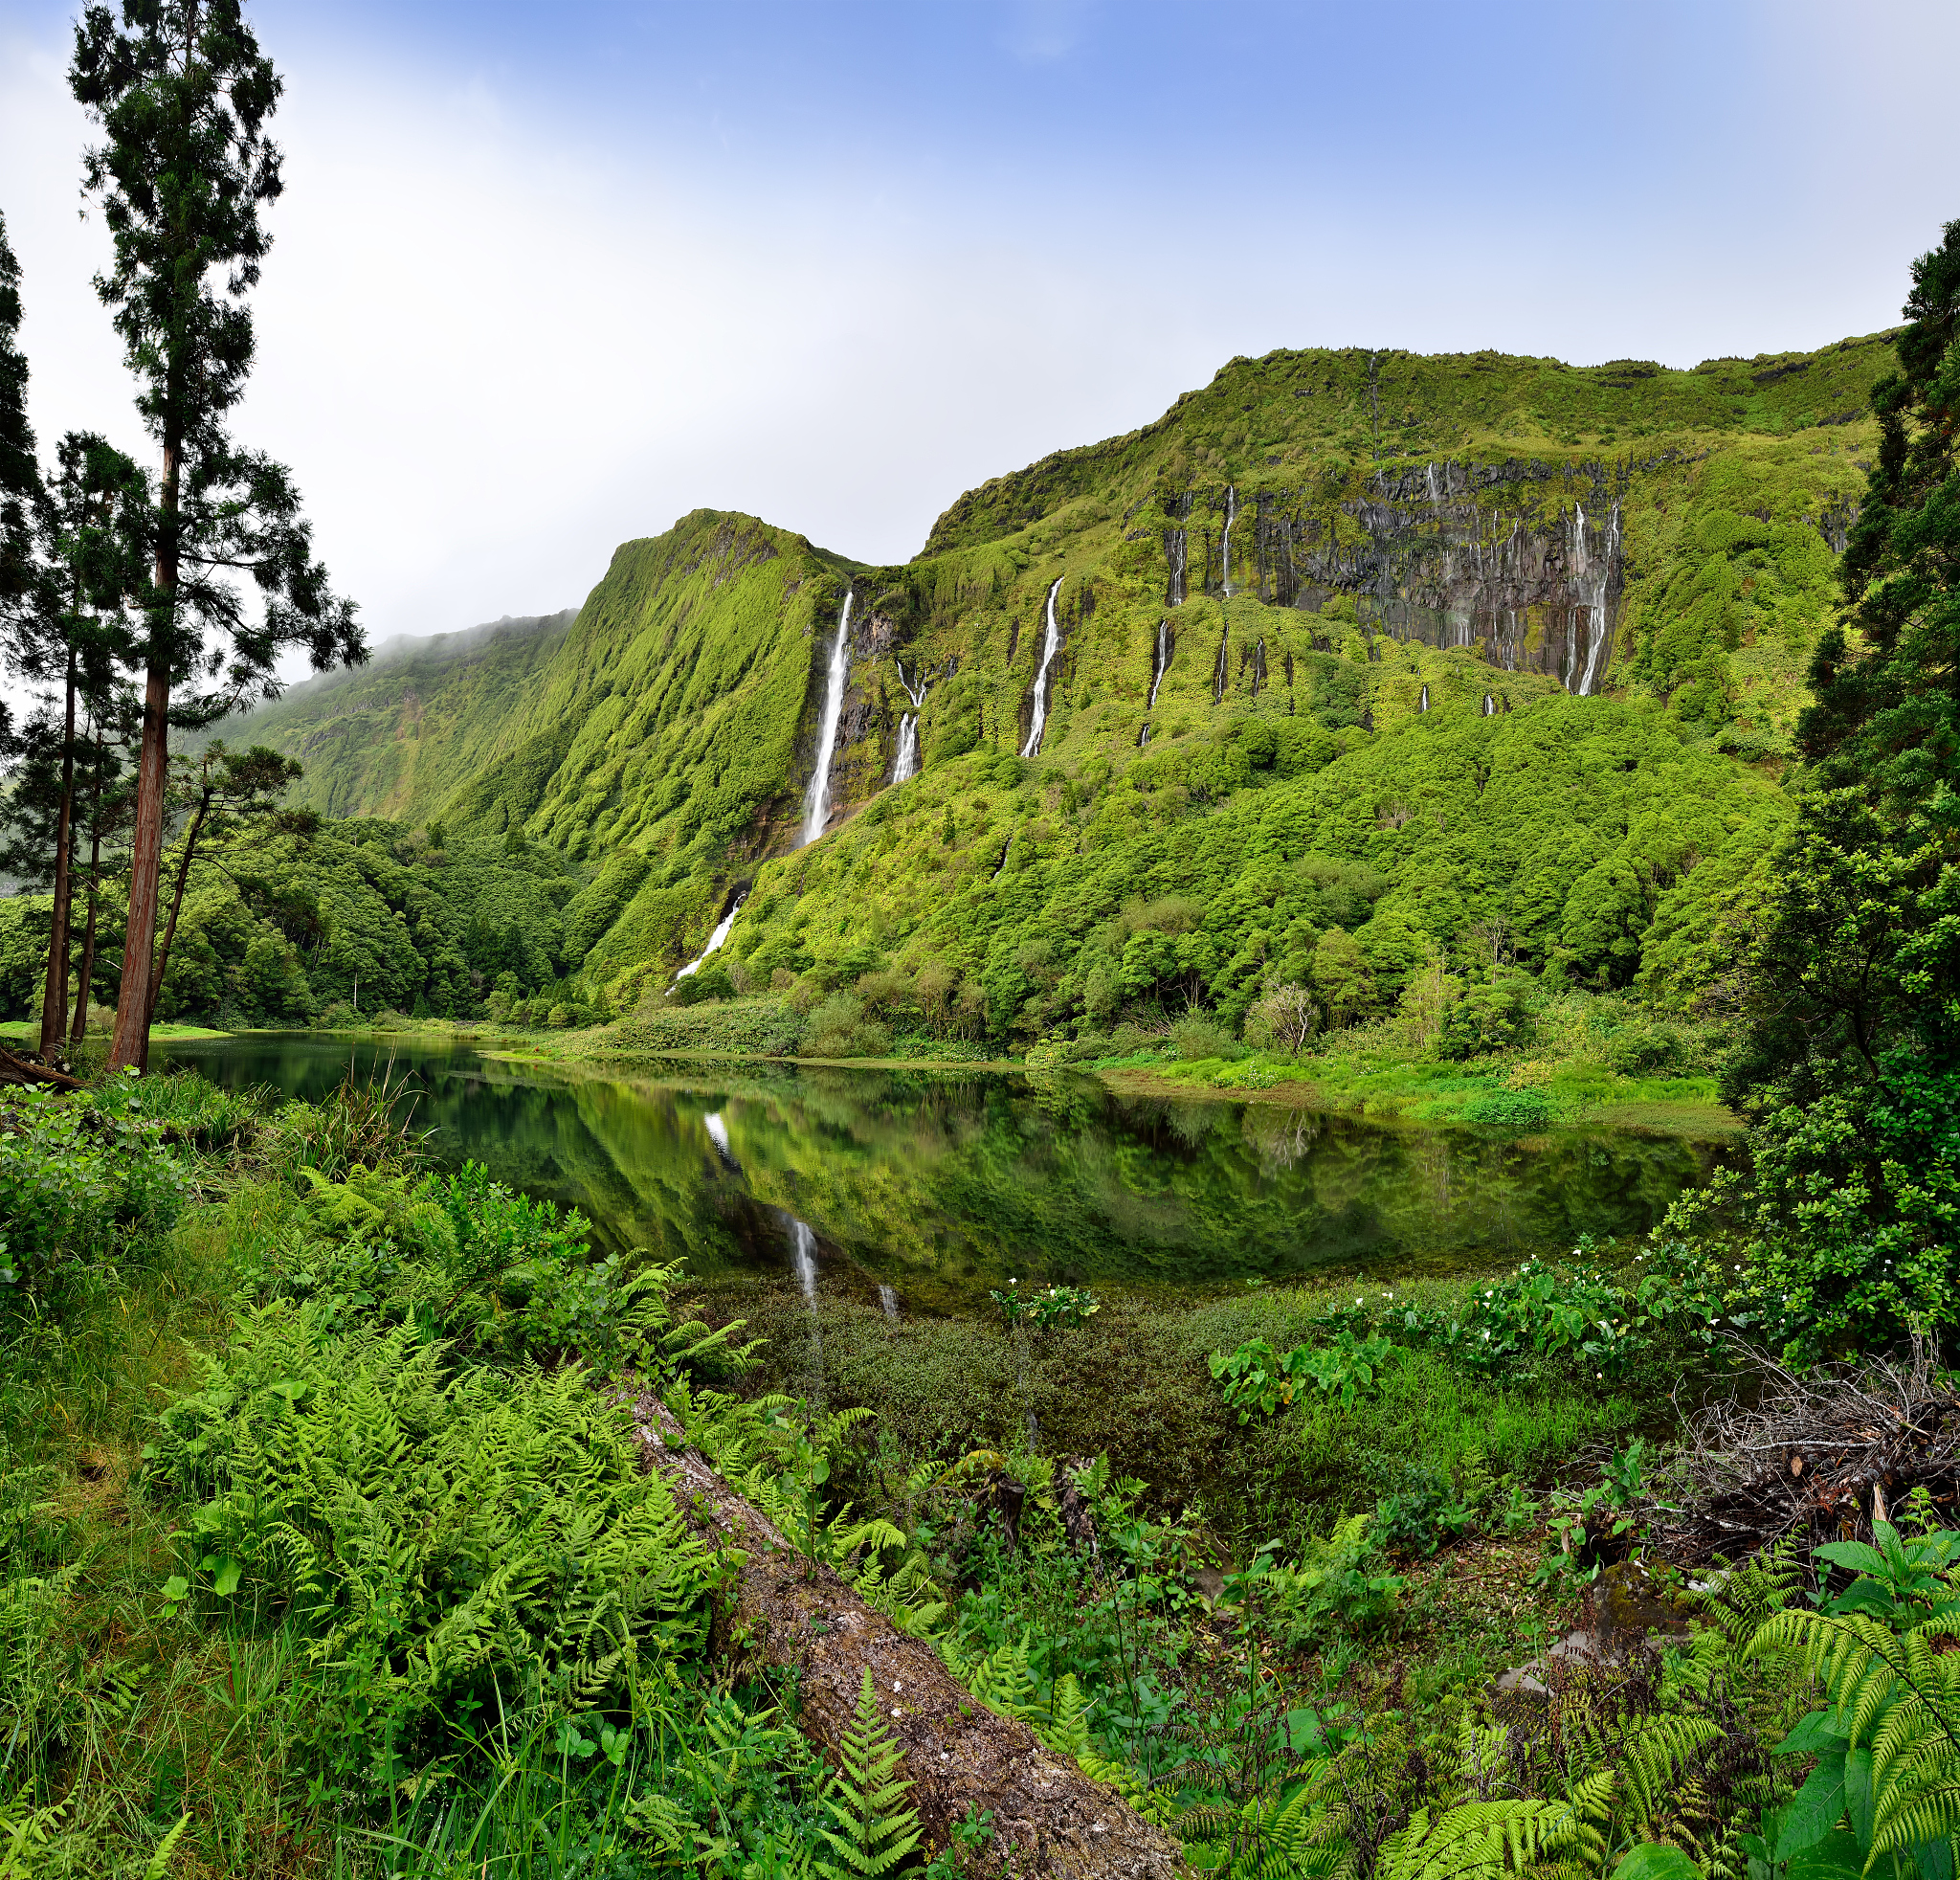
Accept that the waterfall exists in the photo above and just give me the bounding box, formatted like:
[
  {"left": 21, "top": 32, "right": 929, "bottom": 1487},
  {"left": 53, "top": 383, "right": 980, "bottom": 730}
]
[
  {"left": 1020, "top": 577, "right": 1064, "bottom": 759},
  {"left": 879, "top": 1284, "right": 899, "bottom": 1320},
  {"left": 1166, "top": 496, "right": 1190, "bottom": 606},
  {"left": 1575, "top": 504, "right": 1619, "bottom": 698},
  {"left": 1147, "top": 617, "right": 1169, "bottom": 708},
  {"left": 801, "top": 591, "right": 855, "bottom": 845},
  {"left": 672, "top": 893, "right": 746, "bottom": 989},
  {"left": 1482, "top": 693, "right": 1496, "bottom": 717},
  {"left": 1137, "top": 724, "right": 1150, "bottom": 747},
  {"left": 892, "top": 660, "right": 927, "bottom": 784},
  {"left": 1219, "top": 485, "right": 1237, "bottom": 595},
  {"left": 1213, "top": 630, "right": 1229, "bottom": 703},
  {"left": 1419, "top": 683, "right": 1431, "bottom": 713}
]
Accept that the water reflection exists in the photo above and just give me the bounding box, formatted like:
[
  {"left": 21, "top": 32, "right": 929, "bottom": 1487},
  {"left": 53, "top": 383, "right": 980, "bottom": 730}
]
[{"left": 154, "top": 1036, "right": 1727, "bottom": 1312}]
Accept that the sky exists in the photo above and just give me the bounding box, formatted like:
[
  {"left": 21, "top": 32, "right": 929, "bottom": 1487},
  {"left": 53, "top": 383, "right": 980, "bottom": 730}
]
[{"left": 1, "top": 0, "right": 1957, "bottom": 668}]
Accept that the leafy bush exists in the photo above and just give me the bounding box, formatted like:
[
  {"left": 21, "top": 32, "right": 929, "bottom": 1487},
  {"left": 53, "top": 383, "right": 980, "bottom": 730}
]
[
  {"left": 1436, "top": 973, "right": 1536, "bottom": 1060},
  {"left": 673, "top": 962, "right": 735, "bottom": 1005},
  {"left": 1239, "top": 1514, "right": 1404, "bottom": 1647},
  {"left": 1599, "top": 1016, "right": 1703, "bottom": 1076},
  {"left": 1461, "top": 1085, "right": 1553, "bottom": 1131},
  {"left": 0, "top": 1087, "right": 186, "bottom": 1327},
  {"left": 1169, "top": 1013, "right": 1245, "bottom": 1062},
  {"left": 1209, "top": 1330, "right": 1392, "bottom": 1421},
  {"left": 1373, "top": 1466, "right": 1474, "bottom": 1559}
]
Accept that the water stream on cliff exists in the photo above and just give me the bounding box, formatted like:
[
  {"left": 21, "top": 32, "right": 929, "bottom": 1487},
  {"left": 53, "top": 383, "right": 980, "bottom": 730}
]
[
  {"left": 892, "top": 660, "right": 928, "bottom": 784},
  {"left": 1147, "top": 617, "right": 1169, "bottom": 709},
  {"left": 801, "top": 591, "right": 855, "bottom": 845},
  {"left": 1020, "top": 578, "right": 1064, "bottom": 759},
  {"left": 155, "top": 1037, "right": 1733, "bottom": 1318},
  {"left": 672, "top": 894, "right": 746, "bottom": 988},
  {"left": 1219, "top": 485, "right": 1237, "bottom": 595}
]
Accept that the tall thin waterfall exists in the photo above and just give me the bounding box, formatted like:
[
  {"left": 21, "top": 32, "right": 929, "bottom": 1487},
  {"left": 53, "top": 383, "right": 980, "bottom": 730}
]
[
  {"left": 1219, "top": 485, "right": 1237, "bottom": 595},
  {"left": 1020, "top": 578, "right": 1063, "bottom": 759},
  {"left": 801, "top": 591, "right": 854, "bottom": 845},
  {"left": 672, "top": 894, "right": 746, "bottom": 989},
  {"left": 1419, "top": 683, "right": 1431, "bottom": 713},
  {"left": 1147, "top": 618, "right": 1169, "bottom": 708},
  {"left": 1166, "top": 495, "right": 1190, "bottom": 605},
  {"left": 893, "top": 660, "right": 927, "bottom": 784},
  {"left": 1574, "top": 503, "right": 1620, "bottom": 698},
  {"left": 1482, "top": 693, "right": 1496, "bottom": 717}
]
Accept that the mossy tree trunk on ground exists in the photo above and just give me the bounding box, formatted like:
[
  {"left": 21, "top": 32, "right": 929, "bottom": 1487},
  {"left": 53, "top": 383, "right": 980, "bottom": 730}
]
[{"left": 625, "top": 1389, "right": 1180, "bottom": 1880}]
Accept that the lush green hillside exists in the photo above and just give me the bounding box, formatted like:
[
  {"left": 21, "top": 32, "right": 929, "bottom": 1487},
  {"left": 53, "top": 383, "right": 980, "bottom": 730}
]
[{"left": 189, "top": 330, "right": 1888, "bottom": 1034}]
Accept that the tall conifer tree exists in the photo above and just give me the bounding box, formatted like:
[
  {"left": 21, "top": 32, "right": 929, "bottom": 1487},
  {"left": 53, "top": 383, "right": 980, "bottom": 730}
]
[
  {"left": 1724, "top": 218, "right": 1960, "bottom": 1355},
  {"left": 70, "top": 0, "right": 363, "bottom": 1069},
  {"left": 0, "top": 207, "right": 43, "bottom": 722}
]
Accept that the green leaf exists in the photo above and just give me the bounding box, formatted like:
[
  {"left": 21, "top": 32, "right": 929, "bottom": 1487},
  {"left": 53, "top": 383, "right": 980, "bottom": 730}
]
[
  {"left": 1775, "top": 1756, "right": 1847, "bottom": 1860},
  {"left": 211, "top": 1558, "right": 242, "bottom": 1598},
  {"left": 1615, "top": 1846, "right": 1705, "bottom": 1880},
  {"left": 1814, "top": 1541, "right": 1890, "bottom": 1578},
  {"left": 1776, "top": 1712, "right": 1851, "bottom": 1757},
  {"left": 1785, "top": 1830, "right": 1864, "bottom": 1880},
  {"left": 161, "top": 1575, "right": 189, "bottom": 1604}
]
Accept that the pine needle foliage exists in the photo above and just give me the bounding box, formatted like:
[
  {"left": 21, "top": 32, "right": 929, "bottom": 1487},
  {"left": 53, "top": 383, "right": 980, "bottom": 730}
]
[{"left": 814, "top": 1667, "right": 924, "bottom": 1880}]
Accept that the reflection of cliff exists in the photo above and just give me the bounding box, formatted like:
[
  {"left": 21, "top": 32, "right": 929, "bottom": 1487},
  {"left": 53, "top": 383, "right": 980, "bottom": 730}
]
[{"left": 1161, "top": 459, "right": 1632, "bottom": 693}]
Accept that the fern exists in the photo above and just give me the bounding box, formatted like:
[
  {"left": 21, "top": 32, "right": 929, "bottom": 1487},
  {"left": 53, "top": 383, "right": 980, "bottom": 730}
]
[{"left": 815, "top": 1668, "right": 924, "bottom": 1880}]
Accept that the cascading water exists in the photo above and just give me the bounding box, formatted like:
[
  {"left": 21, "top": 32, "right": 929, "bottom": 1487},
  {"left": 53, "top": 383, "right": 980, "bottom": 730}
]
[
  {"left": 1482, "top": 693, "right": 1496, "bottom": 717},
  {"left": 1219, "top": 485, "right": 1237, "bottom": 595},
  {"left": 801, "top": 591, "right": 855, "bottom": 845},
  {"left": 1147, "top": 618, "right": 1169, "bottom": 708},
  {"left": 892, "top": 660, "right": 927, "bottom": 784},
  {"left": 1575, "top": 503, "right": 1620, "bottom": 698},
  {"left": 672, "top": 894, "right": 746, "bottom": 990},
  {"left": 1419, "top": 683, "right": 1431, "bottom": 713},
  {"left": 1020, "top": 578, "right": 1064, "bottom": 759},
  {"left": 879, "top": 1285, "right": 899, "bottom": 1320}
]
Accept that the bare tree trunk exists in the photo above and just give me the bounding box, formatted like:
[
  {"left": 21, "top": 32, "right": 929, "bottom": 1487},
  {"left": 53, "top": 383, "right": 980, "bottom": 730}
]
[
  {"left": 146, "top": 783, "right": 212, "bottom": 1028},
  {"left": 624, "top": 1390, "right": 1180, "bottom": 1880},
  {"left": 37, "top": 646, "right": 78, "bottom": 1057},
  {"left": 71, "top": 747, "right": 104, "bottom": 1047},
  {"left": 110, "top": 436, "right": 178, "bottom": 1074}
]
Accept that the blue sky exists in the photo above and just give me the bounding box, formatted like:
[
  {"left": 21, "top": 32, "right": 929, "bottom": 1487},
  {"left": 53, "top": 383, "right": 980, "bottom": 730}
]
[{"left": 1, "top": 0, "right": 1955, "bottom": 654}]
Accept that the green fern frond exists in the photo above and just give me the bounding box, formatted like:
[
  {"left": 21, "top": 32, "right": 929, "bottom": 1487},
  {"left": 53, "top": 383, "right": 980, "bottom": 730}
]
[{"left": 814, "top": 1668, "right": 924, "bottom": 1880}]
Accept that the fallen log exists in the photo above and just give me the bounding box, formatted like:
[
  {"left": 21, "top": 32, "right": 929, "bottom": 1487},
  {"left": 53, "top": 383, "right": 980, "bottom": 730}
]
[
  {"left": 624, "top": 1387, "right": 1182, "bottom": 1880},
  {"left": 0, "top": 1047, "right": 82, "bottom": 1091}
]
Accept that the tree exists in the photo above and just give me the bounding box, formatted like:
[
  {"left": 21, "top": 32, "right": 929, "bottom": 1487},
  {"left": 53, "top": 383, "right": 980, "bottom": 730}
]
[
  {"left": 1719, "top": 218, "right": 1960, "bottom": 1356},
  {"left": 0, "top": 208, "right": 37, "bottom": 658},
  {"left": 71, "top": 0, "right": 364, "bottom": 1070},
  {"left": 11, "top": 434, "right": 149, "bottom": 1055},
  {"left": 147, "top": 742, "right": 301, "bottom": 1023}
]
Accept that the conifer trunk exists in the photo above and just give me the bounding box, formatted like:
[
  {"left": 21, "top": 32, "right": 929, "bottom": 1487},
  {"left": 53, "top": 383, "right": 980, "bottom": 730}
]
[
  {"left": 37, "top": 644, "right": 78, "bottom": 1056},
  {"left": 625, "top": 1390, "right": 1181, "bottom": 1880},
  {"left": 110, "top": 435, "right": 178, "bottom": 1073}
]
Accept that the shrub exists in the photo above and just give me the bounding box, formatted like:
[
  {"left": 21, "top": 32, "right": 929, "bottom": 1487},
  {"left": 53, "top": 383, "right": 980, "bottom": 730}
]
[
  {"left": 1169, "top": 1013, "right": 1244, "bottom": 1062},
  {"left": 673, "top": 963, "right": 736, "bottom": 1006},
  {"left": 1462, "top": 1086, "right": 1553, "bottom": 1131},
  {"left": 1598, "top": 1015, "right": 1701, "bottom": 1076},
  {"left": 1373, "top": 1466, "right": 1474, "bottom": 1558},
  {"left": 0, "top": 1088, "right": 187, "bottom": 1328},
  {"left": 1437, "top": 973, "right": 1537, "bottom": 1060}
]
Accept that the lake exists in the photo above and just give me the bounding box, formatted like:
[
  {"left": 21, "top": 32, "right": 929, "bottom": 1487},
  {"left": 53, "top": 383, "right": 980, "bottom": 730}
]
[{"left": 154, "top": 1034, "right": 1726, "bottom": 1314}]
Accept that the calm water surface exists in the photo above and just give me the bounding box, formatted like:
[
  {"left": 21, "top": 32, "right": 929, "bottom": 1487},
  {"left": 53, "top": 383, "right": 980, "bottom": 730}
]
[{"left": 155, "top": 1035, "right": 1726, "bottom": 1312}]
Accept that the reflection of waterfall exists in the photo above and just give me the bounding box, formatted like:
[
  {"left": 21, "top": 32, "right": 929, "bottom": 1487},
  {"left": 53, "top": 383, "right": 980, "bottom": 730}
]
[
  {"left": 1418, "top": 683, "right": 1430, "bottom": 713},
  {"left": 1147, "top": 617, "right": 1169, "bottom": 708},
  {"left": 1219, "top": 485, "right": 1237, "bottom": 595},
  {"left": 1020, "top": 578, "right": 1064, "bottom": 759},
  {"left": 672, "top": 894, "right": 746, "bottom": 989},
  {"left": 781, "top": 1210, "right": 825, "bottom": 1411},
  {"left": 893, "top": 660, "right": 927, "bottom": 784},
  {"left": 801, "top": 591, "right": 855, "bottom": 845},
  {"left": 1573, "top": 503, "right": 1620, "bottom": 698},
  {"left": 703, "top": 1110, "right": 738, "bottom": 1170}
]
